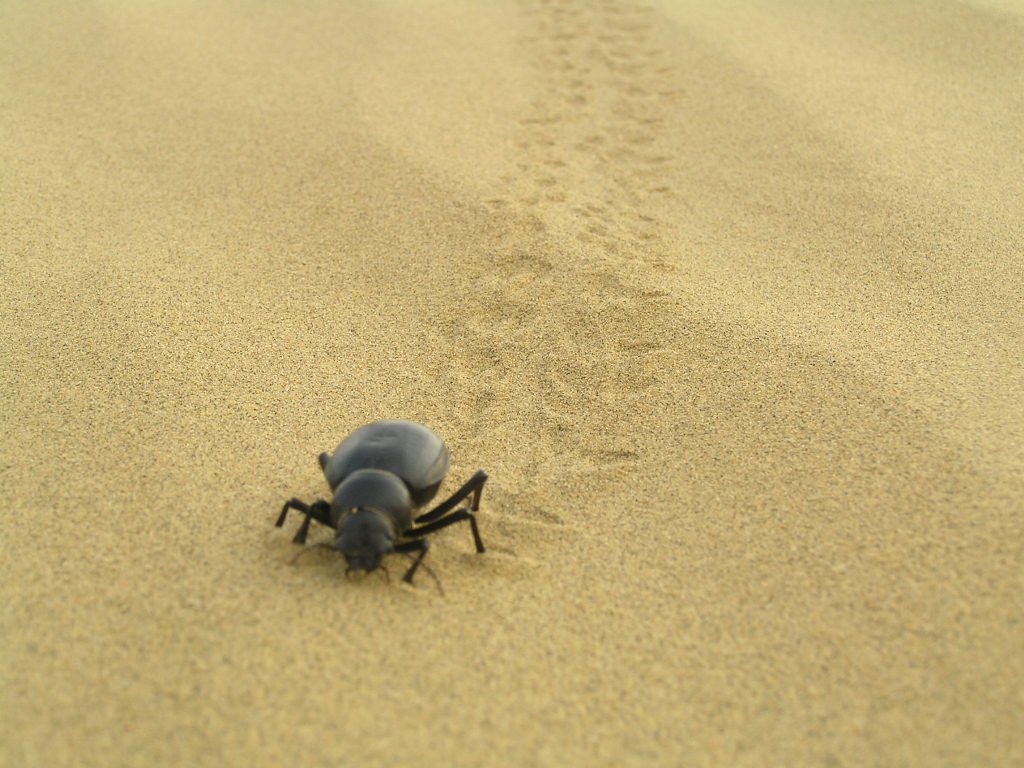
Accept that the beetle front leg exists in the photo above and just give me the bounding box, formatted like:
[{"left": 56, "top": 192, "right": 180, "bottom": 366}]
[
  {"left": 394, "top": 539, "right": 430, "bottom": 584},
  {"left": 276, "top": 498, "right": 332, "bottom": 545}
]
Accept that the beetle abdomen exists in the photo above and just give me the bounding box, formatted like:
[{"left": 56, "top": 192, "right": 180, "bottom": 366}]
[{"left": 322, "top": 419, "right": 451, "bottom": 500}]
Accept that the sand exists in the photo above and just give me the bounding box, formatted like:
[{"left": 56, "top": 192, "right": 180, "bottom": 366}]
[{"left": 2, "top": 1, "right": 1022, "bottom": 765}]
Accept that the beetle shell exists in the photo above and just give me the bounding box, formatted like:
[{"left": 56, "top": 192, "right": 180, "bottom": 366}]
[{"left": 321, "top": 419, "right": 451, "bottom": 506}]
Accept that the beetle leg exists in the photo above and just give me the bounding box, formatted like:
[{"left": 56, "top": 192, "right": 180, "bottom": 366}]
[
  {"left": 276, "top": 498, "right": 332, "bottom": 545},
  {"left": 398, "top": 554, "right": 444, "bottom": 595},
  {"left": 276, "top": 498, "right": 310, "bottom": 528},
  {"left": 394, "top": 539, "right": 430, "bottom": 583},
  {"left": 415, "top": 469, "right": 488, "bottom": 524},
  {"left": 406, "top": 506, "right": 486, "bottom": 554}
]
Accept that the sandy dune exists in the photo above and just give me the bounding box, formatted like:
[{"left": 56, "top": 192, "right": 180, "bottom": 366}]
[{"left": 2, "top": 1, "right": 1022, "bottom": 765}]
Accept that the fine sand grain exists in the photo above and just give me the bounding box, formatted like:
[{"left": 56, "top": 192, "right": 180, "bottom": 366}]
[{"left": 2, "top": 1, "right": 1022, "bottom": 766}]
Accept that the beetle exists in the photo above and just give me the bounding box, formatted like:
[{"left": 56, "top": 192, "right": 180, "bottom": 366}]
[{"left": 276, "top": 419, "right": 487, "bottom": 584}]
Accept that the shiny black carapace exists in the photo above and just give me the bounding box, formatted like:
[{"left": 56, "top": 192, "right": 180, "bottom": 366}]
[{"left": 276, "top": 420, "right": 487, "bottom": 584}]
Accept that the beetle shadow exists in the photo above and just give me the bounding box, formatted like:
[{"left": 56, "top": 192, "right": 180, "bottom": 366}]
[
  {"left": 268, "top": 526, "right": 336, "bottom": 566},
  {"left": 290, "top": 541, "right": 335, "bottom": 565}
]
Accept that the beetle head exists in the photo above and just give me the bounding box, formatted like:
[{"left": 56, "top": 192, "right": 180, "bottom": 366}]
[{"left": 335, "top": 508, "right": 395, "bottom": 573}]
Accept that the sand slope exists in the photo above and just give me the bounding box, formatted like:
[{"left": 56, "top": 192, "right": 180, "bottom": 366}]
[{"left": 2, "top": 1, "right": 1022, "bottom": 765}]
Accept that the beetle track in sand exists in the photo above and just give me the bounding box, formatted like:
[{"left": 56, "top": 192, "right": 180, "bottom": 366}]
[{"left": 448, "top": 0, "right": 680, "bottom": 501}]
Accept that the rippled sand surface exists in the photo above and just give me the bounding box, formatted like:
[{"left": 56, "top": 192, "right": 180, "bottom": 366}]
[{"left": 3, "top": 2, "right": 1022, "bottom": 765}]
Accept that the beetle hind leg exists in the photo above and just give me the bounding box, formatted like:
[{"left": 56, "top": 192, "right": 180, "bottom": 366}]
[
  {"left": 405, "top": 506, "right": 485, "bottom": 554},
  {"left": 415, "top": 469, "right": 488, "bottom": 524}
]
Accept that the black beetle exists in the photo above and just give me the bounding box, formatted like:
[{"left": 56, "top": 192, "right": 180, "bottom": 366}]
[{"left": 276, "top": 419, "right": 487, "bottom": 584}]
